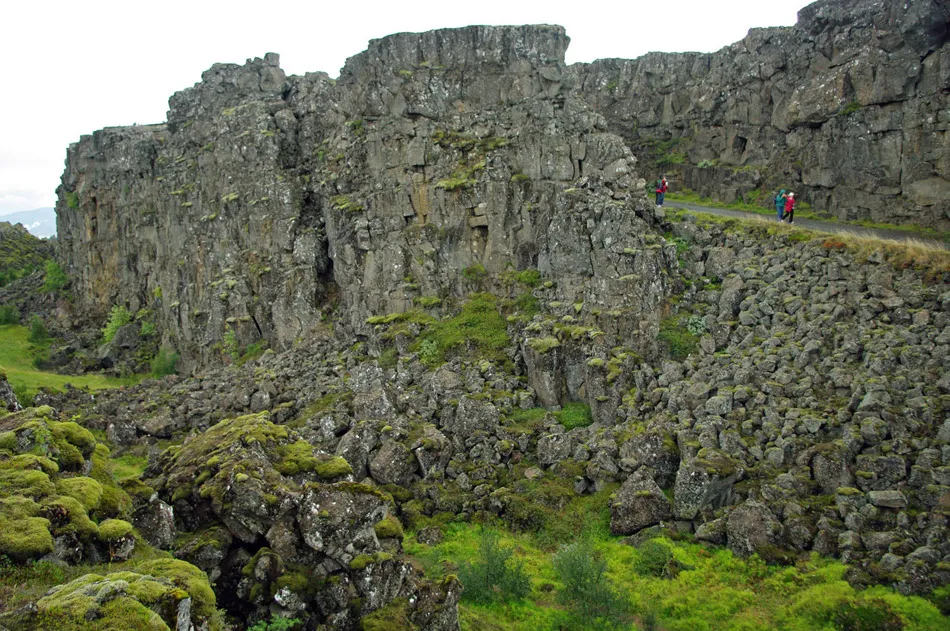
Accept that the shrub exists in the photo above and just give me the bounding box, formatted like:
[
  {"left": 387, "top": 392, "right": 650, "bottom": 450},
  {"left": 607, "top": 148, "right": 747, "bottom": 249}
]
[
  {"left": 658, "top": 315, "right": 700, "bottom": 360},
  {"left": 832, "top": 599, "right": 903, "bottom": 631},
  {"left": 462, "top": 263, "right": 488, "bottom": 283},
  {"left": 553, "top": 538, "right": 627, "bottom": 627},
  {"left": 41, "top": 261, "right": 68, "bottom": 293},
  {"left": 102, "top": 305, "right": 132, "bottom": 342},
  {"left": 458, "top": 529, "right": 531, "bottom": 604},
  {"left": 635, "top": 539, "right": 675, "bottom": 578},
  {"left": 556, "top": 401, "right": 593, "bottom": 430},
  {"left": 28, "top": 316, "right": 48, "bottom": 344},
  {"left": 0, "top": 304, "right": 19, "bottom": 325},
  {"left": 223, "top": 326, "right": 239, "bottom": 360},
  {"left": 247, "top": 615, "right": 301, "bottom": 631},
  {"left": 150, "top": 347, "right": 179, "bottom": 377}
]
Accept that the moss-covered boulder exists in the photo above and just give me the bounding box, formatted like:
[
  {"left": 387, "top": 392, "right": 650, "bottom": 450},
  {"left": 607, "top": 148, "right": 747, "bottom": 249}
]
[
  {"left": 152, "top": 411, "right": 353, "bottom": 543},
  {"left": 0, "top": 407, "right": 137, "bottom": 564},
  {"left": 3, "top": 558, "right": 222, "bottom": 631}
]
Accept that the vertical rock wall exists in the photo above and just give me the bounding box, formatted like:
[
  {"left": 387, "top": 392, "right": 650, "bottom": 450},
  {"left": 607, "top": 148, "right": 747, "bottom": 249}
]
[
  {"left": 574, "top": 0, "right": 950, "bottom": 228},
  {"left": 57, "top": 27, "right": 674, "bottom": 368}
]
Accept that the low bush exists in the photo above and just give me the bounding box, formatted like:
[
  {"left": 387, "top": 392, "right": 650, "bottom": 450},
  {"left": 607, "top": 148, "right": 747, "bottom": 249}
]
[
  {"left": 0, "top": 304, "right": 19, "bottom": 325},
  {"left": 458, "top": 529, "right": 530, "bottom": 604},
  {"left": 102, "top": 305, "right": 132, "bottom": 342},
  {"left": 553, "top": 538, "right": 628, "bottom": 628}
]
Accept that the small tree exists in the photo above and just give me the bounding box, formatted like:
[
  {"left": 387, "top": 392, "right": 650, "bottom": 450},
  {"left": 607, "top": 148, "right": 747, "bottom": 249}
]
[
  {"left": 0, "top": 304, "right": 19, "bottom": 325},
  {"left": 28, "top": 315, "right": 48, "bottom": 344},
  {"left": 102, "top": 305, "right": 132, "bottom": 342},
  {"left": 458, "top": 529, "right": 531, "bottom": 604},
  {"left": 41, "top": 261, "right": 68, "bottom": 293},
  {"left": 150, "top": 346, "right": 179, "bottom": 377},
  {"left": 553, "top": 538, "right": 627, "bottom": 628}
]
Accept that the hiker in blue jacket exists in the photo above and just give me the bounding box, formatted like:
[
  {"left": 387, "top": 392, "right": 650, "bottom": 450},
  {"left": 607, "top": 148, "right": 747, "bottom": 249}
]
[{"left": 774, "top": 189, "right": 787, "bottom": 220}]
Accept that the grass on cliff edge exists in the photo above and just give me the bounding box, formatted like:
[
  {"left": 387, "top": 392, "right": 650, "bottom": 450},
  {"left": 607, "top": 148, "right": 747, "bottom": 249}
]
[
  {"left": 405, "top": 520, "right": 947, "bottom": 631},
  {"left": 666, "top": 207, "right": 950, "bottom": 280},
  {"left": 0, "top": 324, "right": 135, "bottom": 403},
  {"left": 666, "top": 190, "right": 950, "bottom": 243}
]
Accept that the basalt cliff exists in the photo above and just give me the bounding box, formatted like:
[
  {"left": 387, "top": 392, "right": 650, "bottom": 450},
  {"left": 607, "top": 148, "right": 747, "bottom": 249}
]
[{"left": 7, "top": 0, "right": 948, "bottom": 628}]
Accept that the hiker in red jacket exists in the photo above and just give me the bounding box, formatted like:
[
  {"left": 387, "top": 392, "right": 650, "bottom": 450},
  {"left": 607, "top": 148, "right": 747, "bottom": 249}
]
[
  {"left": 784, "top": 192, "right": 796, "bottom": 223},
  {"left": 655, "top": 176, "right": 668, "bottom": 207}
]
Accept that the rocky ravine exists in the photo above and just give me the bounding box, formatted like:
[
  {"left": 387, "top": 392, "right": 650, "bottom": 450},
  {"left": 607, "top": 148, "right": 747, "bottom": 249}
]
[
  {"left": 27, "top": 1, "right": 950, "bottom": 627},
  {"left": 577, "top": 0, "right": 950, "bottom": 229},
  {"left": 27, "top": 212, "right": 950, "bottom": 626},
  {"left": 55, "top": 0, "right": 950, "bottom": 370}
]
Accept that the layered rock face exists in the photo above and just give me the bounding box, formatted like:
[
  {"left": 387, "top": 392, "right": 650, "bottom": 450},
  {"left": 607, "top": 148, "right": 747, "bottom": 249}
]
[
  {"left": 57, "top": 26, "right": 673, "bottom": 368},
  {"left": 574, "top": 0, "right": 950, "bottom": 229}
]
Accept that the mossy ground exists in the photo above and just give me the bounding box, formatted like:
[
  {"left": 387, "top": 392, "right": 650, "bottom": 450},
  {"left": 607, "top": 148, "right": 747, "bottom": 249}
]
[
  {"left": 404, "top": 517, "right": 947, "bottom": 631},
  {"left": 0, "top": 325, "right": 137, "bottom": 403}
]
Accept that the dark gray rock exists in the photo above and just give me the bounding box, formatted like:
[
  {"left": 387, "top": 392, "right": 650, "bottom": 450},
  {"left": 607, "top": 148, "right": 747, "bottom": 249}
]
[{"left": 610, "top": 470, "right": 673, "bottom": 535}]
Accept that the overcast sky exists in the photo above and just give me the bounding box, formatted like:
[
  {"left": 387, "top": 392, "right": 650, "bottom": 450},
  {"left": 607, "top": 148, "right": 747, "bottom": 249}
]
[{"left": 0, "top": 0, "right": 810, "bottom": 216}]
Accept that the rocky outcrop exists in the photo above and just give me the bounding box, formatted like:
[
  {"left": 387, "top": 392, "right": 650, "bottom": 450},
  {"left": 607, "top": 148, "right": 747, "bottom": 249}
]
[
  {"left": 57, "top": 25, "right": 674, "bottom": 370},
  {"left": 574, "top": 0, "right": 950, "bottom": 229}
]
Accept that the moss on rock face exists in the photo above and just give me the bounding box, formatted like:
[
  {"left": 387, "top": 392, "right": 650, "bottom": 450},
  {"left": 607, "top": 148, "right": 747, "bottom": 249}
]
[
  {"left": 374, "top": 515, "right": 405, "bottom": 540},
  {"left": 360, "top": 597, "right": 413, "bottom": 631},
  {"left": 56, "top": 476, "right": 104, "bottom": 511},
  {"left": 97, "top": 518, "right": 134, "bottom": 542},
  {"left": 33, "top": 559, "right": 219, "bottom": 630}
]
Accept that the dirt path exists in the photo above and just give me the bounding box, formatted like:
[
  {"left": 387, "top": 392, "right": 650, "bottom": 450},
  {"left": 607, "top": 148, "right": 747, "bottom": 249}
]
[{"left": 664, "top": 201, "right": 948, "bottom": 250}]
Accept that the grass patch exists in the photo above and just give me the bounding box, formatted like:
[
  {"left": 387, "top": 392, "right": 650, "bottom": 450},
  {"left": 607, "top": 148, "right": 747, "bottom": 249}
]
[
  {"left": 658, "top": 314, "right": 701, "bottom": 360},
  {"left": 418, "top": 293, "right": 510, "bottom": 367},
  {"left": 555, "top": 402, "right": 593, "bottom": 430},
  {"left": 404, "top": 520, "right": 947, "bottom": 631},
  {"left": 0, "top": 325, "right": 136, "bottom": 403}
]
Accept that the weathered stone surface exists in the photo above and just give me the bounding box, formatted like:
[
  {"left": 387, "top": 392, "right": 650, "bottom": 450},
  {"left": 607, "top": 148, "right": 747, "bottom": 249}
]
[
  {"left": 727, "top": 500, "right": 784, "bottom": 558},
  {"left": 610, "top": 470, "right": 673, "bottom": 534},
  {"left": 574, "top": 0, "right": 950, "bottom": 230}
]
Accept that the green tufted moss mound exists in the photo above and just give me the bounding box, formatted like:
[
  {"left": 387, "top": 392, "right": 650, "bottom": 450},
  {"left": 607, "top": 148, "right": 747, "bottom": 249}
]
[
  {"left": 0, "top": 406, "right": 142, "bottom": 563},
  {"left": 27, "top": 558, "right": 221, "bottom": 630}
]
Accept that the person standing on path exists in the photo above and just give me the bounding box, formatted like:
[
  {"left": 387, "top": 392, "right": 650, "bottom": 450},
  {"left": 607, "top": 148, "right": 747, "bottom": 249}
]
[
  {"left": 655, "top": 176, "right": 668, "bottom": 207},
  {"left": 774, "top": 189, "right": 787, "bottom": 220},
  {"left": 783, "top": 192, "right": 796, "bottom": 223}
]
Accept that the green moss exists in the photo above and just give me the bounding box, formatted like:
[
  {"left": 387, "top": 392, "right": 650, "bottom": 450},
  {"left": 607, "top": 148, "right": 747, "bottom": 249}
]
[
  {"left": 0, "top": 467, "right": 55, "bottom": 498},
  {"left": 349, "top": 551, "right": 393, "bottom": 570},
  {"left": 55, "top": 476, "right": 104, "bottom": 511},
  {"left": 361, "top": 597, "right": 412, "bottom": 631},
  {"left": 0, "top": 514, "right": 53, "bottom": 560},
  {"left": 97, "top": 518, "right": 134, "bottom": 541},
  {"left": 314, "top": 456, "right": 353, "bottom": 480},
  {"left": 374, "top": 515, "right": 405, "bottom": 540},
  {"left": 275, "top": 440, "right": 321, "bottom": 476},
  {"left": 0, "top": 453, "right": 59, "bottom": 475},
  {"left": 43, "top": 495, "right": 98, "bottom": 539},
  {"left": 527, "top": 336, "right": 560, "bottom": 353},
  {"left": 135, "top": 558, "right": 217, "bottom": 617},
  {"left": 96, "top": 484, "right": 133, "bottom": 520}
]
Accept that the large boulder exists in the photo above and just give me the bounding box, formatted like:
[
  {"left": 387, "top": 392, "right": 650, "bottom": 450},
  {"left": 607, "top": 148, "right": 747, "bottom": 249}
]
[{"left": 611, "top": 470, "right": 673, "bottom": 535}]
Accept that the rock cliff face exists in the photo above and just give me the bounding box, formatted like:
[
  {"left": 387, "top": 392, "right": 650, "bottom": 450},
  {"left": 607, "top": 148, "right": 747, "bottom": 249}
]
[
  {"left": 574, "top": 0, "right": 950, "bottom": 229},
  {"left": 57, "top": 25, "right": 672, "bottom": 368}
]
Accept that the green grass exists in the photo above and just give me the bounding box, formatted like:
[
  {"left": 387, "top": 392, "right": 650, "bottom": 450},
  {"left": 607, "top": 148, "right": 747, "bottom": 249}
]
[
  {"left": 667, "top": 191, "right": 950, "bottom": 243},
  {"left": 419, "top": 293, "right": 510, "bottom": 367},
  {"left": 404, "top": 520, "right": 947, "bottom": 631},
  {"left": 110, "top": 453, "right": 148, "bottom": 482},
  {"left": 0, "top": 325, "right": 136, "bottom": 403}
]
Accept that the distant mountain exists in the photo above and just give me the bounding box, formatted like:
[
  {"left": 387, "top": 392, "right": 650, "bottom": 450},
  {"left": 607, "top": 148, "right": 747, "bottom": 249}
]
[{"left": 0, "top": 207, "right": 56, "bottom": 238}]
